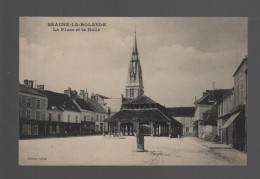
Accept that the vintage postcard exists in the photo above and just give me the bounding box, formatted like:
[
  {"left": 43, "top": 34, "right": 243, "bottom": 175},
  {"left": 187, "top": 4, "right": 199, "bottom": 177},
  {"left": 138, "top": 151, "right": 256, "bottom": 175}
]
[{"left": 19, "top": 17, "right": 247, "bottom": 166}]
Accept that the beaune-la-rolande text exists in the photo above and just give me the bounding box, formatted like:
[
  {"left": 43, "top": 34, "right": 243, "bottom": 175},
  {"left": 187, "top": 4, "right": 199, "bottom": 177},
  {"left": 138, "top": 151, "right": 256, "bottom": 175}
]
[{"left": 48, "top": 22, "right": 107, "bottom": 26}]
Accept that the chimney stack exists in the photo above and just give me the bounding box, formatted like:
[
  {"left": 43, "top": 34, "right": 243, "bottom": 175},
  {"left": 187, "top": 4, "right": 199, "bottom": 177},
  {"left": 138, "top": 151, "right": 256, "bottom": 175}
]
[
  {"left": 28, "top": 80, "right": 34, "bottom": 88},
  {"left": 71, "top": 90, "right": 78, "bottom": 99},
  {"left": 64, "top": 87, "right": 72, "bottom": 97},
  {"left": 86, "top": 89, "right": 88, "bottom": 102},
  {"left": 24, "top": 79, "right": 29, "bottom": 85}
]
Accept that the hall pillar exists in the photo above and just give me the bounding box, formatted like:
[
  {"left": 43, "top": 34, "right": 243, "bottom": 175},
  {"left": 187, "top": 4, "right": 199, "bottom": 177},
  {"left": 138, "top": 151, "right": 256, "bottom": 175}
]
[
  {"left": 118, "top": 121, "right": 121, "bottom": 136},
  {"left": 168, "top": 122, "right": 172, "bottom": 138},
  {"left": 150, "top": 122, "right": 154, "bottom": 137},
  {"left": 108, "top": 123, "right": 111, "bottom": 136},
  {"left": 159, "top": 124, "right": 161, "bottom": 136}
]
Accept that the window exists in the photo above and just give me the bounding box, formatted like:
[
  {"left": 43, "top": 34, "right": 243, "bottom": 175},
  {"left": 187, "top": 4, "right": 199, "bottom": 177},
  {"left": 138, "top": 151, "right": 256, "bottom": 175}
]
[
  {"left": 130, "top": 88, "right": 134, "bottom": 97},
  {"left": 84, "top": 116, "right": 86, "bottom": 122},
  {"left": 58, "top": 114, "right": 61, "bottom": 122},
  {"left": 36, "top": 99, "right": 41, "bottom": 108},
  {"left": 97, "top": 115, "right": 99, "bottom": 121},
  {"left": 22, "top": 124, "right": 31, "bottom": 135},
  {"left": 100, "top": 115, "right": 102, "bottom": 121},
  {"left": 68, "top": 115, "right": 70, "bottom": 122},
  {"left": 49, "top": 113, "right": 52, "bottom": 121},
  {"left": 26, "top": 98, "right": 31, "bottom": 107},
  {"left": 186, "top": 127, "right": 189, "bottom": 133},
  {"left": 26, "top": 109, "right": 31, "bottom": 119},
  {"left": 103, "top": 116, "right": 105, "bottom": 121},
  {"left": 31, "top": 125, "right": 39, "bottom": 135},
  {"left": 76, "top": 116, "right": 78, "bottom": 123},
  {"left": 36, "top": 111, "right": 40, "bottom": 120}
]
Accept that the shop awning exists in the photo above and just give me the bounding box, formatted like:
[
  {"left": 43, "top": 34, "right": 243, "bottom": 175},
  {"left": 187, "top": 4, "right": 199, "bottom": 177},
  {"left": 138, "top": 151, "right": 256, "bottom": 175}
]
[{"left": 222, "top": 112, "right": 240, "bottom": 129}]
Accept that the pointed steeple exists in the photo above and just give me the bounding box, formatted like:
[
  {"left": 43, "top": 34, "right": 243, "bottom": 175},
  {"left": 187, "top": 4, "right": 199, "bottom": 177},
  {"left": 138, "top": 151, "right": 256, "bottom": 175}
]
[
  {"left": 126, "top": 29, "right": 144, "bottom": 99},
  {"left": 132, "top": 29, "right": 138, "bottom": 55}
]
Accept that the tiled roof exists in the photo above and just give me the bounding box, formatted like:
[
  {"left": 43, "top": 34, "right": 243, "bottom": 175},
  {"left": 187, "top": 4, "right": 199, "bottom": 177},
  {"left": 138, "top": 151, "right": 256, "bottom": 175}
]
[
  {"left": 121, "top": 95, "right": 172, "bottom": 120},
  {"left": 75, "top": 98, "right": 94, "bottom": 111},
  {"left": 36, "top": 90, "right": 80, "bottom": 112},
  {"left": 105, "top": 108, "right": 181, "bottom": 126},
  {"left": 167, "top": 107, "right": 195, "bottom": 117},
  {"left": 19, "top": 84, "right": 46, "bottom": 97},
  {"left": 88, "top": 98, "right": 107, "bottom": 114},
  {"left": 196, "top": 89, "right": 231, "bottom": 105},
  {"left": 122, "top": 95, "right": 157, "bottom": 104}
]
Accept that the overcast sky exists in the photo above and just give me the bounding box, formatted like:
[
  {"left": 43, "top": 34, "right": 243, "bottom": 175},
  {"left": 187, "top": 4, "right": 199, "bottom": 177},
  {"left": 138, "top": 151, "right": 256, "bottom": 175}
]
[{"left": 20, "top": 17, "right": 247, "bottom": 107}]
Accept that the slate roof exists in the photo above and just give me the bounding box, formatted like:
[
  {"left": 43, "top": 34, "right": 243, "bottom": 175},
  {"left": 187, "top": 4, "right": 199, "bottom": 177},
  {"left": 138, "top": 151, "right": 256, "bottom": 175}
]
[
  {"left": 167, "top": 107, "right": 195, "bottom": 117},
  {"left": 36, "top": 90, "right": 80, "bottom": 112},
  {"left": 195, "top": 89, "right": 231, "bottom": 105},
  {"left": 75, "top": 98, "right": 93, "bottom": 111},
  {"left": 105, "top": 108, "right": 181, "bottom": 126},
  {"left": 19, "top": 84, "right": 46, "bottom": 97},
  {"left": 88, "top": 98, "right": 107, "bottom": 114}
]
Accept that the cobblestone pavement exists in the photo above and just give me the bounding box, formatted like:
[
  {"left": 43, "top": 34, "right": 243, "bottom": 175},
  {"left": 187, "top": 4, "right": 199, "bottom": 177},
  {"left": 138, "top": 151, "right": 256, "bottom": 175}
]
[{"left": 19, "top": 136, "right": 246, "bottom": 166}]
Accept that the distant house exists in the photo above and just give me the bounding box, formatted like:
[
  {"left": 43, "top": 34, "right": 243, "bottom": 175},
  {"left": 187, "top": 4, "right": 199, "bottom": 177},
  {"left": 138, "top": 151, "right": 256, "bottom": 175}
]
[
  {"left": 167, "top": 107, "right": 196, "bottom": 136},
  {"left": 194, "top": 89, "right": 231, "bottom": 140},
  {"left": 66, "top": 88, "right": 109, "bottom": 133},
  {"left": 19, "top": 81, "right": 48, "bottom": 139},
  {"left": 37, "top": 89, "right": 81, "bottom": 136}
]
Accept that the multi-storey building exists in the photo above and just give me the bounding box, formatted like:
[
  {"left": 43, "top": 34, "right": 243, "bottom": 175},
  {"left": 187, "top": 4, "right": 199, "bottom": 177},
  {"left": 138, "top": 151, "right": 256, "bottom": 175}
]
[
  {"left": 167, "top": 107, "right": 196, "bottom": 136},
  {"left": 194, "top": 89, "right": 230, "bottom": 140},
  {"left": 217, "top": 56, "right": 248, "bottom": 152},
  {"left": 19, "top": 81, "right": 48, "bottom": 139}
]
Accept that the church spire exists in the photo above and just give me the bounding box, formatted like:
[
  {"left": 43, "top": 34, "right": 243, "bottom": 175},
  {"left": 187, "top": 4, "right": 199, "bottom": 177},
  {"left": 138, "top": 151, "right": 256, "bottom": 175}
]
[
  {"left": 125, "top": 30, "right": 144, "bottom": 99},
  {"left": 132, "top": 29, "right": 138, "bottom": 55}
]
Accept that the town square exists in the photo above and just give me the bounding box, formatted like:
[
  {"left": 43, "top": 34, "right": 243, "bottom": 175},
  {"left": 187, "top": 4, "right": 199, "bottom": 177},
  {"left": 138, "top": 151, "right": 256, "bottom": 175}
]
[{"left": 19, "top": 17, "right": 247, "bottom": 166}]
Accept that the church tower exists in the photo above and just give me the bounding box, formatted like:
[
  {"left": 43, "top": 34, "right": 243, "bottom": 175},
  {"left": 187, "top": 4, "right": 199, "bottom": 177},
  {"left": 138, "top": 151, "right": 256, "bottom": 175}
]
[{"left": 125, "top": 31, "right": 144, "bottom": 99}]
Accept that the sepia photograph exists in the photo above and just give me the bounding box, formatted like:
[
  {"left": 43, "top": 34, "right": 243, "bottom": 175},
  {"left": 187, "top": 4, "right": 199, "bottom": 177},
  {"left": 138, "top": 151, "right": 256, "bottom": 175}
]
[{"left": 19, "top": 17, "right": 247, "bottom": 166}]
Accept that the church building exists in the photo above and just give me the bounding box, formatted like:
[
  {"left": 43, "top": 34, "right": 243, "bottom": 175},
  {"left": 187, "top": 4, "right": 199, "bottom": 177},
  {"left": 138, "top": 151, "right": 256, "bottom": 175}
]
[{"left": 105, "top": 31, "right": 182, "bottom": 137}]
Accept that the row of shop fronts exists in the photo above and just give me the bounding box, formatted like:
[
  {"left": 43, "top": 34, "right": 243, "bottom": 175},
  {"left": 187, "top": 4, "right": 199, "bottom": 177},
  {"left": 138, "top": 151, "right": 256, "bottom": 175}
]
[{"left": 20, "top": 119, "right": 105, "bottom": 139}]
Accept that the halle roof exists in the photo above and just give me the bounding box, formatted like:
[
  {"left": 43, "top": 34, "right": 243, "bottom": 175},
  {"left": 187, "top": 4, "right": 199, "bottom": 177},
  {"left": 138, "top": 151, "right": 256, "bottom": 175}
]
[
  {"left": 167, "top": 107, "right": 196, "bottom": 117},
  {"left": 105, "top": 108, "right": 181, "bottom": 126},
  {"left": 36, "top": 90, "right": 80, "bottom": 112},
  {"left": 122, "top": 95, "right": 157, "bottom": 105},
  {"left": 19, "top": 84, "right": 47, "bottom": 97}
]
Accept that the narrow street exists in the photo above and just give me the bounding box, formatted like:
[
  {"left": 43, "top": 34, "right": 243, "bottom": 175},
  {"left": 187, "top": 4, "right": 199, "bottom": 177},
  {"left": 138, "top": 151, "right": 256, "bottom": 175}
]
[{"left": 19, "top": 136, "right": 246, "bottom": 166}]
